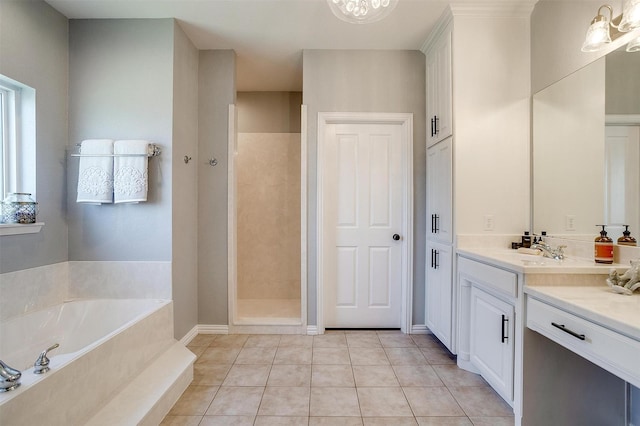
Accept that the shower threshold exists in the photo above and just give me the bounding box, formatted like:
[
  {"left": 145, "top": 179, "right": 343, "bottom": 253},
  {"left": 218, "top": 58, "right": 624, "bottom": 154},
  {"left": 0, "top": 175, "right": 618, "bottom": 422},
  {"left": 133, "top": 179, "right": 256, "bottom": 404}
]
[{"left": 236, "top": 298, "right": 302, "bottom": 325}]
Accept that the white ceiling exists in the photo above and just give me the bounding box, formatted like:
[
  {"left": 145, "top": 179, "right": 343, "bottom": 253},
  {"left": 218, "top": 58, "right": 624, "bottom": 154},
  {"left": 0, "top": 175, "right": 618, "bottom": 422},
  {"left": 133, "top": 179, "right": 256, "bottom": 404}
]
[{"left": 43, "top": 0, "right": 513, "bottom": 91}]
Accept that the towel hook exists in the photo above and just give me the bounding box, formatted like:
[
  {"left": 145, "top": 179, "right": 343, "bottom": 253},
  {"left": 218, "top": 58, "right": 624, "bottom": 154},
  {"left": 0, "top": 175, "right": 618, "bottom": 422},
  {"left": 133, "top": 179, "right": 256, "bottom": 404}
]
[
  {"left": 184, "top": 155, "right": 192, "bottom": 164},
  {"left": 208, "top": 158, "right": 218, "bottom": 167}
]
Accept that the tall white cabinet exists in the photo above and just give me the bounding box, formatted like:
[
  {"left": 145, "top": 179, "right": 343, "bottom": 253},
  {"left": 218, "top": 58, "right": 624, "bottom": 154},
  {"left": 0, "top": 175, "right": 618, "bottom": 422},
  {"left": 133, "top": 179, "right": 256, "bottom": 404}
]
[
  {"left": 421, "top": 4, "right": 532, "bottom": 424},
  {"left": 423, "top": 18, "right": 455, "bottom": 353}
]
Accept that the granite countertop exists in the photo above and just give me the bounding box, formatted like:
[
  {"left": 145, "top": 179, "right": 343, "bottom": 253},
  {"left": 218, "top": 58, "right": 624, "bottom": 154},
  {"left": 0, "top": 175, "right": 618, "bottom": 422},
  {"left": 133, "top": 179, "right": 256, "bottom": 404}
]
[
  {"left": 456, "top": 247, "right": 628, "bottom": 274},
  {"left": 524, "top": 285, "right": 640, "bottom": 342}
]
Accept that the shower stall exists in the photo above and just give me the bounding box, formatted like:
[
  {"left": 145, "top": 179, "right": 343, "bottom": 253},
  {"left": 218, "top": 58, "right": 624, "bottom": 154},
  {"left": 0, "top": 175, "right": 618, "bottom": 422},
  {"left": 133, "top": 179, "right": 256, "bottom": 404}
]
[{"left": 232, "top": 92, "right": 303, "bottom": 328}]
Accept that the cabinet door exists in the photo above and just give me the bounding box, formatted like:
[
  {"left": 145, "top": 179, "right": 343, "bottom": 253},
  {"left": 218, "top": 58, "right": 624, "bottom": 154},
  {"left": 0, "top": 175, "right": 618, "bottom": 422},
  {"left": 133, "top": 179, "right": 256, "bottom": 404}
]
[
  {"left": 435, "top": 28, "right": 452, "bottom": 143},
  {"left": 470, "top": 287, "right": 514, "bottom": 403},
  {"left": 425, "top": 241, "right": 453, "bottom": 352},
  {"left": 426, "top": 138, "right": 452, "bottom": 244},
  {"left": 426, "top": 49, "right": 439, "bottom": 147},
  {"left": 426, "top": 26, "right": 452, "bottom": 147}
]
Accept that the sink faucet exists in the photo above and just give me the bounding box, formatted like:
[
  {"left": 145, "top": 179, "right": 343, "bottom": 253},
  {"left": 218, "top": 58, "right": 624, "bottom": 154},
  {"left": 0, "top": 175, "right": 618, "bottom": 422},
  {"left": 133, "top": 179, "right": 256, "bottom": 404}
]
[
  {"left": 531, "top": 242, "right": 566, "bottom": 260},
  {"left": 0, "top": 359, "right": 21, "bottom": 392}
]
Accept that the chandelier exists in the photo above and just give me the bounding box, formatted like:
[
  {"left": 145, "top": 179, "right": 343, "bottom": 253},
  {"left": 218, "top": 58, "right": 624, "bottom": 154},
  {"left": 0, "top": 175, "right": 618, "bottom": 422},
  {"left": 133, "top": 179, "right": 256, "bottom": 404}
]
[{"left": 327, "top": 0, "right": 399, "bottom": 24}]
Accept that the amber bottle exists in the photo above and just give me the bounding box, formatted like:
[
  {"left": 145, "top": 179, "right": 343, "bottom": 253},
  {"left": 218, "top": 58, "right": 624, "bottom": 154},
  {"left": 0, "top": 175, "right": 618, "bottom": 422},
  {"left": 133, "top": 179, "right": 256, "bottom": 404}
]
[
  {"left": 594, "top": 225, "right": 613, "bottom": 264},
  {"left": 617, "top": 225, "right": 638, "bottom": 247}
]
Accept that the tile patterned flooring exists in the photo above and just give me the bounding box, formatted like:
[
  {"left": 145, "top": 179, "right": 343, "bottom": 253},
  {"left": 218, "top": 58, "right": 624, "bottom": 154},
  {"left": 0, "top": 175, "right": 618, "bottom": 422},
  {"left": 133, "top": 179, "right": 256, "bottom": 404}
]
[{"left": 161, "top": 331, "right": 514, "bottom": 426}]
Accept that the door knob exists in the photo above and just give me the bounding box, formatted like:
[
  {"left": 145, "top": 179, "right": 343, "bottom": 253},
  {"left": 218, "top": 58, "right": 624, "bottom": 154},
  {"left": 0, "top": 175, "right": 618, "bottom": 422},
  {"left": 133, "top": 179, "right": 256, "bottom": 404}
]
[{"left": 393, "top": 234, "right": 401, "bottom": 241}]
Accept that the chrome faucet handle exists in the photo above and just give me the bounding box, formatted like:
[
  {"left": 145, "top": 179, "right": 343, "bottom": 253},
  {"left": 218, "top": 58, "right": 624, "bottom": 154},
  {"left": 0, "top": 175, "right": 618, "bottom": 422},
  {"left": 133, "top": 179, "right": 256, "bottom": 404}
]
[
  {"left": 0, "top": 359, "right": 22, "bottom": 392},
  {"left": 34, "top": 343, "right": 59, "bottom": 374}
]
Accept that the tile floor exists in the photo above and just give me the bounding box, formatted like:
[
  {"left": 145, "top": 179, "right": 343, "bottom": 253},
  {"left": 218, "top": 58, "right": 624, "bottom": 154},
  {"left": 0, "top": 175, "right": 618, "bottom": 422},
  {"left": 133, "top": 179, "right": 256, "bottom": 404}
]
[{"left": 161, "top": 331, "right": 514, "bottom": 426}]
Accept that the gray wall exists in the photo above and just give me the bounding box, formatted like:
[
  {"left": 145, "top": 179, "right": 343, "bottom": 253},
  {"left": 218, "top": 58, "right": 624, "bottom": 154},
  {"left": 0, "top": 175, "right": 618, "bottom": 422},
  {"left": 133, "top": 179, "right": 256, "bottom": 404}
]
[
  {"left": 531, "top": 0, "right": 636, "bottom": 94},
  {"left": 0, "top": 1, "right": 69, "bottom": 273},
  {"left": 171, "top": 23, "right": 200, "bottom": 339},
  {"left": 197, "top": 50, "right": 236, "bottom": 326},
  {"left": 67, "top": 19, "right": 174, "bottom": 262},
  {"left": 303, "top": 49, "right": 426, "bottom": 326},
  {"left": 606, "top": 50, "right": 640, "bottom": 115},
  {"left": 237, "top": 92, "right": 302, "bottom": 133}
]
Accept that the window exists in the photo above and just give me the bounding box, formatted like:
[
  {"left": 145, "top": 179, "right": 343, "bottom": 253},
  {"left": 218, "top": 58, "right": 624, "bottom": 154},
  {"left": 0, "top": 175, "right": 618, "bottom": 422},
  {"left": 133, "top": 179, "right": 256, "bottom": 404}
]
[
  {"left": 0, "top": 75, "right": 38, "bottom": 232},
  {"left": 0, "top": 75, "right": 35, "bottom": 201},
  {"left": 0, "top": 83, "right": 15, "bottom": 198}
]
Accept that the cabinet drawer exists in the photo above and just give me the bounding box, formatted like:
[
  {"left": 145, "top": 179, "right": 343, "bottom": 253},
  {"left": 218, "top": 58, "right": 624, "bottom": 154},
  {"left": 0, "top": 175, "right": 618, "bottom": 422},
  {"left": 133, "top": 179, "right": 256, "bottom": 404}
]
[
  {"left": 527, "top": 296, "right": 640, "bottom": 388},
  {"left": 458, "top": 257, "right": 517, "bottom": 297}
]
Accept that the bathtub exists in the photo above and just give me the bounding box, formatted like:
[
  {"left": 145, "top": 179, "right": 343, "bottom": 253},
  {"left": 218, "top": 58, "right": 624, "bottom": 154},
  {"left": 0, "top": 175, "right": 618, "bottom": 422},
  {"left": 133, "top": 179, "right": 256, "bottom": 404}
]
[{"left": 0, "top": 298, "right": 186, "bottom": 425}]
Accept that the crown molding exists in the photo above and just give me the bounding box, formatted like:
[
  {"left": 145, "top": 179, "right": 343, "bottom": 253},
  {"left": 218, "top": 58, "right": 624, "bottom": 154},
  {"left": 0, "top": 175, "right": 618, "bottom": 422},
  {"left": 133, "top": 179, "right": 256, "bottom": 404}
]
[
  {"left": 420, "top": 7, "right": 453, "bottom": 53},
  {"left": 449, "top": 1, "right": 537, "bottom": 18},
  {"left": 421, "top": 1, "right": 537, "bottom": 52}
]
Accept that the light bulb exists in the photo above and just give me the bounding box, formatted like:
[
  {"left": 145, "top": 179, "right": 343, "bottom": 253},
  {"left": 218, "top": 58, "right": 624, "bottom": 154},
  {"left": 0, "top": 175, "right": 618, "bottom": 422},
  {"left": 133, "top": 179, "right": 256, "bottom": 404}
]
[
  {"left": 371, "top": 0, "right": 381, "bottom": 9},
  {"left": 381, "top": 0, "right": 390, "bottom": 7},
  {"left": 346, "top": 1, "right": 355, "bottom": 12}
]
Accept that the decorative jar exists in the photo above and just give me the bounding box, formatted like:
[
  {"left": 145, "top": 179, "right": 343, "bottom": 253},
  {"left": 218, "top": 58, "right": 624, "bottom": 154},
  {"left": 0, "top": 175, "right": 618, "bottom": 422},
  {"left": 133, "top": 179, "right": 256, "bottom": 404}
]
[{"left": 2, "top": 193, "right": 37, "bottom": 224}]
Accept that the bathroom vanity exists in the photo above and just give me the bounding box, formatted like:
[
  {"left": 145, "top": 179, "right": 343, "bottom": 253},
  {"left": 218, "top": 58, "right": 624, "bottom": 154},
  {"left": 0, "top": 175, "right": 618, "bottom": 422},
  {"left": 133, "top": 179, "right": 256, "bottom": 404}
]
[{"left": 456, "top": 246, "right": 639, "bottom": 426}]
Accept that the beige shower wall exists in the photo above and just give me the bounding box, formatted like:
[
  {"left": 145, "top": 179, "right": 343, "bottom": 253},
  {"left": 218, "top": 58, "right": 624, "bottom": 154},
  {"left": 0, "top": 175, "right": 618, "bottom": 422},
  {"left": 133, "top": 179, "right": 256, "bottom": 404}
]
[{"left": 237, "top": 132, "right": 301, "bottom": 300}]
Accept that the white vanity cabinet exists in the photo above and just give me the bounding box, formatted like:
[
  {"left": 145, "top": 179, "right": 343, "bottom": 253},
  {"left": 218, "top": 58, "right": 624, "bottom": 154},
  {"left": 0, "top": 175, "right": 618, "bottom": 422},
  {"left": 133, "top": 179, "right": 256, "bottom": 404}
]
[
  {"left": 470, "top": 286, "right": 515, "bottom": 402},
  {"left": 425, "top": 22, "right": 452, "bottom": 147},
  {"left": 458, "top": 256, "right": 520, "bottom": 406},
  {"left": 525, "top": 288, "right": 640, "bottom": 389},
  {"left": 426, "top": 240, "right": 453, "bottom": 350}
]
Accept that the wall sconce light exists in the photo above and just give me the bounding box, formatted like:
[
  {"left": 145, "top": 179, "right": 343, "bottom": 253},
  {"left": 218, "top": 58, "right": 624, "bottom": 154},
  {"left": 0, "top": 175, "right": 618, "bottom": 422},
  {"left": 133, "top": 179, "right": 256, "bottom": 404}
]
[{"left": 581, "top": 0, "right": 640, "bottom": 52}]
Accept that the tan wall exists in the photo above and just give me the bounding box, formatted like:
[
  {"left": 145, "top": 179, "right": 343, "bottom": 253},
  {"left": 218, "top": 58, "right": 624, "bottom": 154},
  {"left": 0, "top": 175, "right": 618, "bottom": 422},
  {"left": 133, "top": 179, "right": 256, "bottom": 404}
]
[{"left": 237, "top": 133, "right": 301, "bottom": 300}]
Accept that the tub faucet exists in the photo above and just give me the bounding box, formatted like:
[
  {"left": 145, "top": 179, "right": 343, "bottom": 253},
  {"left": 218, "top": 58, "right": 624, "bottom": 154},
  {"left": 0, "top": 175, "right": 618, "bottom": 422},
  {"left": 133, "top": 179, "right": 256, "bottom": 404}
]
[
  {"left": 33, "top": 343, "right": 59, "bottom": 374},
  {"left": 0, "top": 359, "right": 21, "bottom": 392},
  {"left": 531, "top": 242, "right": 566, "bottom": 260}
]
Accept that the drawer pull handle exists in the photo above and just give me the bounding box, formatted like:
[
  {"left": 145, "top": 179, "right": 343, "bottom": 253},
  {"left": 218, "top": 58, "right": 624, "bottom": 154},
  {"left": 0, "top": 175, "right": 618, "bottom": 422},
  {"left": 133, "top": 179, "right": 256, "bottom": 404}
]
[
  {"left": 551, "top": 322, "right": 585, "bottom": 341},
  {"left": 501, "top": 315, "right": 508, "bottom": 343}
]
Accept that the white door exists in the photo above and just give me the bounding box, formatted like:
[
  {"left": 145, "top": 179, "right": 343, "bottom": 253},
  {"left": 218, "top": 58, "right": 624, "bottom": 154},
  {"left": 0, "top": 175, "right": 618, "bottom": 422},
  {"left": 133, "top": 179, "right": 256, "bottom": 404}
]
[{"left": 322, "top": 122, "right": 404, "bottom": 328}]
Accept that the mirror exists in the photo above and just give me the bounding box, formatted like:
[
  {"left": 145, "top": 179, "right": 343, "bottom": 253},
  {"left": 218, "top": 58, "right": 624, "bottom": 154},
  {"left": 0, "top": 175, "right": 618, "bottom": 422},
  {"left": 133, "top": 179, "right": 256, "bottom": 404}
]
[{"left": 533, "top": 47, "right": 640, "bottom": 242}]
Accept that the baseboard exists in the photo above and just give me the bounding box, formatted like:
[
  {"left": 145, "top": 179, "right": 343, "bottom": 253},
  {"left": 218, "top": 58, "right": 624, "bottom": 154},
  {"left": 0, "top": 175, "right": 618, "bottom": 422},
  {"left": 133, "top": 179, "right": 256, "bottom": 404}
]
[
  {"left": 198, "top": 324, "right": 230, "bottom": 335},
  {"left": 179, "top": 325, "right": 199, "bottom": 346},
  {"left": 307, "top": 325, "right": 319, "bottom": 335},
  {"left": 229, "top": 324, "right": 306, "bottom": 334},
  {"left": 411, "top": 324, "right": 431, "bottom": 335}
]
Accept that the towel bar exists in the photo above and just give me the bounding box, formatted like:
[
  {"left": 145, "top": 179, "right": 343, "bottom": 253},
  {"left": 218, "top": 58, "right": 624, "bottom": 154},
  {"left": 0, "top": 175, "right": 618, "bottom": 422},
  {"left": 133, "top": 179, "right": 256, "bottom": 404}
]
[{"left": 71, "top": 144, "right": 161, "bottom": 158}]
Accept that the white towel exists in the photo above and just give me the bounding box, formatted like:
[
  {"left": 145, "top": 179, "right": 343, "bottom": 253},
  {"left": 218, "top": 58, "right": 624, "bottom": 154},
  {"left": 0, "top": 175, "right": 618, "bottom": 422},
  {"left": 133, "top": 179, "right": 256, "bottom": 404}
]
[
  {"left": 76, "top": 139, "right": 114, "bottom": 204},
  {"left": 113, "top": 140, "right": 149, "bottom": 204}
]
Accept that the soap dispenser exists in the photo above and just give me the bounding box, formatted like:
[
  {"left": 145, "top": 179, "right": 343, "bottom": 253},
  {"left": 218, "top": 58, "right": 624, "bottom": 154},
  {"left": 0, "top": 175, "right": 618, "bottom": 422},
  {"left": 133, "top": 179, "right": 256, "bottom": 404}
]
[
  {"left": 594, "top": 225, "right": 614, "bottom": 264},
  {"left": 617, "top": 225, "right": 638, "bottom": 247}
]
